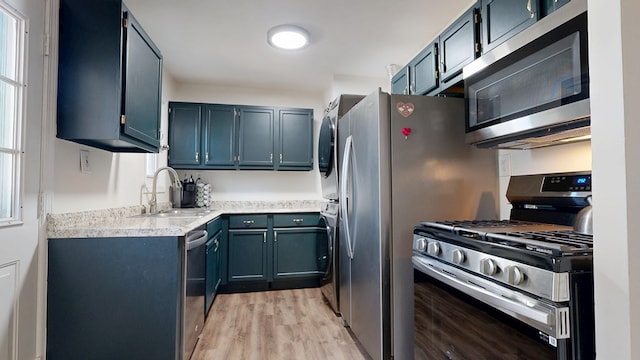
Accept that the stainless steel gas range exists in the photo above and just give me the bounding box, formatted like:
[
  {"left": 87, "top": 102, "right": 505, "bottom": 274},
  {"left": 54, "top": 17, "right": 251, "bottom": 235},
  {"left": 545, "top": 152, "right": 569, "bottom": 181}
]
[{"left": 413, "top": 171, "right": 594, "bottom": 360}]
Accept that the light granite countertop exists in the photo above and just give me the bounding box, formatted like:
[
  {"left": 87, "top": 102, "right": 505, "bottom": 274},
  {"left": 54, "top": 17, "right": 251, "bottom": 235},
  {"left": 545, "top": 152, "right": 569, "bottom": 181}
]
[{"left": 47, "top": 200, "right": 326, "bottom": 239}]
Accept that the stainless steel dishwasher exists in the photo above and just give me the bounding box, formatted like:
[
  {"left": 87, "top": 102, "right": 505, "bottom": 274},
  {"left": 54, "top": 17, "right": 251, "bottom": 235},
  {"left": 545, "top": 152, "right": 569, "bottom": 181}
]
[{"left": 183, "top": 228, "right": 208, "bottom": 360}]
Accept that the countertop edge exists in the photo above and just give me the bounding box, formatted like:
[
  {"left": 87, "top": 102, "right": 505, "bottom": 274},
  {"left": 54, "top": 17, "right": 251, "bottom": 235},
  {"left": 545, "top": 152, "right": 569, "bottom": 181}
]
[{"left": 47, "top": 200, "right": 327, "bottom": 239}]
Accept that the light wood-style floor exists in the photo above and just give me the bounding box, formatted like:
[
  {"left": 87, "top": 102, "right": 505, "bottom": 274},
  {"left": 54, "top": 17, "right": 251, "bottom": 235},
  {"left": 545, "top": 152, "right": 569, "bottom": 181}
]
[{"left": 192, "top": 287, "right": 367, "bottom": 360}]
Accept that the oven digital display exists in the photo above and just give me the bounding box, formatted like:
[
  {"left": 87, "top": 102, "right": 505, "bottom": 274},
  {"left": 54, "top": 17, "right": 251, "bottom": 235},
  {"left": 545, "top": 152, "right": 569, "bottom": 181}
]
[
  {"left": 542, "top": 174, "right": 591, "bottom": 192},
  {"left": 575, "top": 177, "right": 588, "bottom": 185}
]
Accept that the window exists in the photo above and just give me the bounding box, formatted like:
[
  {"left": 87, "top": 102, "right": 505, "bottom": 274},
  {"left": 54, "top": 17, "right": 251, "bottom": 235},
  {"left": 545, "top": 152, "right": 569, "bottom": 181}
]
[{"left": 0, "top": 4, "right": 25, "bottom": 223}]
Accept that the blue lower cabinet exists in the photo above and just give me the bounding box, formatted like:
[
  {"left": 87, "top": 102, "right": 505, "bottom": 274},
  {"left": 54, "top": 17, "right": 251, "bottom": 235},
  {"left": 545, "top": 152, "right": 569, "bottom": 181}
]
[
  {"left": 47, "top": 236, "right": 182, "bottom": 360},
  {"left": 205, "top": 230, "right": 222, "bottom": 316},
  {"left": 273, "top": 228, "right": 327, "bottom": 280},
  {"left": 228, "top": 229, "right": 269, "bottom": 282},
  {"left": 223, "top": 213, "right": 328, "bottom": 292}
]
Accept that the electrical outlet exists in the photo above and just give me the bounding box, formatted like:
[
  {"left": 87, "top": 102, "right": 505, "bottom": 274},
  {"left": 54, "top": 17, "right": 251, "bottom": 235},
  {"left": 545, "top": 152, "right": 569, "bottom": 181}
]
[{"left": 498, "top": 153, "right": 511, "bottom": 177}]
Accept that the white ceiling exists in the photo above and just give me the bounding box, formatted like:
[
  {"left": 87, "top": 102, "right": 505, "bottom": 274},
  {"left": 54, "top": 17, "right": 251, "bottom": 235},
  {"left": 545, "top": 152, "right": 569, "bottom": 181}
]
[{"left": 124, "top": 0, "right": 475, "bottom": 94}]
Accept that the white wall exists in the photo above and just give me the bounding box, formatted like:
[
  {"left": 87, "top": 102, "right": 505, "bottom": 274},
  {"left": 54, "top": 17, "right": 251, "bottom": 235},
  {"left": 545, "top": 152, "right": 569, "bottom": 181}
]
[
  {"left": 51, "top": 70, "right": 177, "bottom": 213},
  {"left": 324, "top": 73, "right": 389, "bottom": 105},
  {"left": 588, "top": 1, "right": 640, "bottom": 358}
]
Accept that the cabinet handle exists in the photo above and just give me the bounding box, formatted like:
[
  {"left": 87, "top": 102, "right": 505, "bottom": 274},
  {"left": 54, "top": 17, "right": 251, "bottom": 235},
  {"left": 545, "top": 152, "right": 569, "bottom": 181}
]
[
  {"left": 214, "top": 239, "right": 219, "bottom": 252},
  {"left": 205, "top": 152, "right": 209, "bottom": 163},
  {"left": 270, "top": 153, "right": 273, "bottom": 163},
  {"left": 280, "top": 153, "right": 283, "bottom": 162},
  {"left": 195, "top": 152, "right": 199, "bottom": 162},
  {"left": 441, "top": 61, "right": 445, "bottom": 73},
  {"left": 263, "top": 232, "right": 267, "bottom": 243},
  {"left": 410, "top": 83, "right": 415, "bottom": 94},
  {"left": 274, "top": 231, "right": 278, "bottom": 242},
  {"left": 293, "top": 218, "right": 304, "bottom": 224},
  {"left": 242, "top": 220, "right": 255, "bottom": 225},
  {"left": 526, "top": 0, "right": 535, "bottom": 18}
]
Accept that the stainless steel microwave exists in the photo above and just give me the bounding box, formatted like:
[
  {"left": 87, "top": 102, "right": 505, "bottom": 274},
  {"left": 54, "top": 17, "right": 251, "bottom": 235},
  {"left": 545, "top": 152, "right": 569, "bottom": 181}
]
[{"left": 463, "top": 1, "right": 589, "bottom": 149}]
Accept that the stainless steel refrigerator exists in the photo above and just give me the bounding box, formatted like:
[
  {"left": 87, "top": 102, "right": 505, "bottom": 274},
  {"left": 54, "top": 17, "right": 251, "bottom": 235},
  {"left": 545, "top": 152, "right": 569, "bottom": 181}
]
[{"left": 337, "top": 89, "right": 498, "bottom": 360}]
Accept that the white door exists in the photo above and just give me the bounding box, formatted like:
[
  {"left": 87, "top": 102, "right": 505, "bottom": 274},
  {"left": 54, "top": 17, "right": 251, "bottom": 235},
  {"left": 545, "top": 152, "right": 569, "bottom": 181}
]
[{"left": 0, "top": 0, "right": 46, "bottom": 359}]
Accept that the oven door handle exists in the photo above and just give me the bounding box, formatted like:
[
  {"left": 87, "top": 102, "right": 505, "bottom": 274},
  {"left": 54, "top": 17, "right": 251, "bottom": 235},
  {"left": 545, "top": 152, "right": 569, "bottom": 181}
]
[{"left": 413, "top": 256, "right": 552, "bottom": 326}]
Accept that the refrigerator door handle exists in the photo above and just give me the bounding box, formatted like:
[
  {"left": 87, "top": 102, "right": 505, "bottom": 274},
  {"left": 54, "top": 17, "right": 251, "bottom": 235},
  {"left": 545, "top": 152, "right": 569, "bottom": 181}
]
[{"left": 340, "top": 135, "right": 354, "bottom": 259}]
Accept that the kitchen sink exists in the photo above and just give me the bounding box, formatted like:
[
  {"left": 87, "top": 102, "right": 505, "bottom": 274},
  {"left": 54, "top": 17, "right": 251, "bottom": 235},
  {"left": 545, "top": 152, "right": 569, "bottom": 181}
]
[{"left": 131, "top": 208, "right": 215, "bottom": 218}]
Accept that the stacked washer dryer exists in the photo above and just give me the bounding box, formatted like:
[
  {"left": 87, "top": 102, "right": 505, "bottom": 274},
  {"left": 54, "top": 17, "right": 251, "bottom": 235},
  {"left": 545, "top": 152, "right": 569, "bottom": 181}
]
[{"left": 317, "top": 94, "right": 364, "bottom": 314}]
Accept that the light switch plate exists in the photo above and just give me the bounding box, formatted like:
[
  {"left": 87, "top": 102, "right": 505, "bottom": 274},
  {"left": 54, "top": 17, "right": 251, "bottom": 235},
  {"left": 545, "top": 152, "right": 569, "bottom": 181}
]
[
  {"left": 80, "top": 150, "right": 91, "bottom": 174},
  {"left": 498, "top": 153, "right": 511, "bottom": 177}
]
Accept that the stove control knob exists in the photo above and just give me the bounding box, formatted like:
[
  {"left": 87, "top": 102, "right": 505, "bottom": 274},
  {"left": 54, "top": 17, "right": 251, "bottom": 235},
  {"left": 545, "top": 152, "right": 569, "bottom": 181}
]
[
  {"left": 452, "top": 249, "right": 465, "bottom": 265},
  {"left": 479, "top": 258, "right": 498, "bottom": 276},
  {"left": 427, "top": 242, "right": 441, "bottom": 257},
  {"left": 505, "top": 265, "right": 525, "bottom": 285},
  {"left": 414, "top": 237, "right": 427, "bottom": 252}
]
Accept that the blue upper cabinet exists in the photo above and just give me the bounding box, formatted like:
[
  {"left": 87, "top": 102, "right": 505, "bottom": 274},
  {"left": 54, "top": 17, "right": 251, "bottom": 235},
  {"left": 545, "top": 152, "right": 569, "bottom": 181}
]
[
  {"left": 410, "top": 42, "right": 439, "bottom": 95},
  {"left": 438, "top": 7, "right": 479, "bottom": 91},
  {"left": 276, "top": 108, "right": 313, "bottom": 171},
  {"left": 169, "top": 103, "right": 313, "bottom": 171},
  {"left": 168, "top": 103, "right": 201, "bottom": 167},
  {"left": 238, "top": 107, "right": 276, "bottom": 169},
  {"left": 391, "top": 66, "right": 410, "bottom": 95},
  {"left": 390, "top": 44, "right": 438, "bottom": 96},
  {"left": 203, "top": 105, "right": 236, "bottom": 169},
  {"left": 480, "top": 0, "right": 540, "bottom": 54},
  {"left": 57, "top": 0, "right": 162, "bottom": 153}
]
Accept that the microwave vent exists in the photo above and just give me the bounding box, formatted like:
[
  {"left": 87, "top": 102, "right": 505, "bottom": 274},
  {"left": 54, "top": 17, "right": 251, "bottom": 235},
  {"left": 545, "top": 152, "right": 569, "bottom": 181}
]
[{"left": 475, "top": 118, "right": 591, "bottom": 150}]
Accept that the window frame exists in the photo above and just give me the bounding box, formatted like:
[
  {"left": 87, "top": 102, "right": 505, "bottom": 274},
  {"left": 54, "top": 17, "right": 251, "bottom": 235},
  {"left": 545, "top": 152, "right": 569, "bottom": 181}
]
[{"left": 0, "top": 2, "right": 26, "bottom": 226}]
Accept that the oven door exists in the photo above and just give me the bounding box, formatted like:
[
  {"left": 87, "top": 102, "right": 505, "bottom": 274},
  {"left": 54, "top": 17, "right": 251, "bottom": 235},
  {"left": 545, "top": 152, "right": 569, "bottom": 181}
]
[{"left": 413, "top": 254, "right": 565, "bottom": 360}]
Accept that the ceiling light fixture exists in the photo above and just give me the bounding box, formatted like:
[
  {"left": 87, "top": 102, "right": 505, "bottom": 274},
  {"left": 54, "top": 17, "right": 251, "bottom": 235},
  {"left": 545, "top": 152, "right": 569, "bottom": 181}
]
[{"left": 267, "top": 25, "right": 310, "bottom": 50}]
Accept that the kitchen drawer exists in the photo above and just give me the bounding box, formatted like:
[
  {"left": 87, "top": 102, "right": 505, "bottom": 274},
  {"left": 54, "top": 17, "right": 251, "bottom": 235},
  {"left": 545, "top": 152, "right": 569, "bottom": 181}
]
[
  {"left": 207, "top": 217, "right": 223, "bottom": 235},
  {"left": 273, "top": 213, "right": 320, "bottom": 228},
  {"left": 228, "top": 214, "right": 268, "bottom": 229}
]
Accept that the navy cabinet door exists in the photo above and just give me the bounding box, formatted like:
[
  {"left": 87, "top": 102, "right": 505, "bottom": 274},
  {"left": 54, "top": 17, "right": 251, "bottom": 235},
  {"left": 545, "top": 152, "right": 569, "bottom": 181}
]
[
  {"left": 203, "top": 105, "right": 237, "bottom": 169},
  {"left": 122, "top": 11, "right": 162, "bottom": 149},
  {"left": 205, "top": 231, "right": 222, "bottom": 315},
  {"left": 228, "top": 229, "right": 268, "bottom": 282},
  {"left": 238, "top": 107, "right": 275, "bottom": 168},
  {"left": 391, "top": 66, "right": 410, "bottom": 95},
  {"left": 481, "top": 0, "right": 539, "bottom": 53},
  {"left": 273, "top": 228, "right": 327, "bottom": 280},
  {"left": 410, "top": 42, "right": 438, "bottom": 95},
  {"left": 439, "top": 7, "right": 478, "bottom": 86},
  {"left": 277, "top": 108, "right": 313, "bottom": 170},
  {"left": 57, "top": 0, "right": 162, "bottom": 153},
  {"left": 168, "top": 103, "right": 202, "bottom": 167}
]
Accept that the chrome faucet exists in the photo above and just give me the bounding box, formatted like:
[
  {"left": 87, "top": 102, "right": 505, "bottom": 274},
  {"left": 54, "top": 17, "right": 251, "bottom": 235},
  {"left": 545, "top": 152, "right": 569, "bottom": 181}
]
[{"left": 149, "top": 166, "right": 182, "bottom": 214}]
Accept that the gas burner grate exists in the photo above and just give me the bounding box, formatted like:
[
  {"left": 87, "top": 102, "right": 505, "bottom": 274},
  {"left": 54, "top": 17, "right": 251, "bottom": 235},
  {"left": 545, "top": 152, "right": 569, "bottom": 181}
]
[
  {"left": 500, "top": 230, "right": 592, "bottom": 248},
  {"left": 486, "top": 230, "right": 593, "bottom": 255},
  {"left": 438, "top": 220, "right": 527, "bottom": 227}
]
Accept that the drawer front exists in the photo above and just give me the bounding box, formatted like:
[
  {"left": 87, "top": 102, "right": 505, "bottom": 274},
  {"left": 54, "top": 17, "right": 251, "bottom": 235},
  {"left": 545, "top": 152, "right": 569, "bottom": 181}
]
[
  {"left": 273, "top": 213, "right": 320, "bottom": 228},
  {"left": 228, "top": 214, "right": 268, "bottom": 229},
  {"left": 207, "top": 217, "right": 223, "bottom": 235}
]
